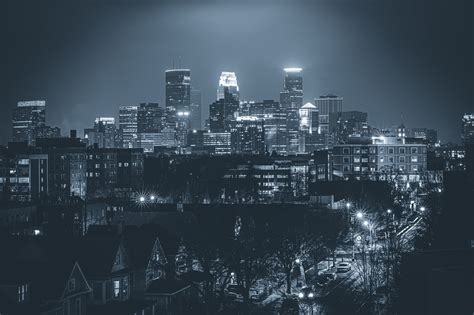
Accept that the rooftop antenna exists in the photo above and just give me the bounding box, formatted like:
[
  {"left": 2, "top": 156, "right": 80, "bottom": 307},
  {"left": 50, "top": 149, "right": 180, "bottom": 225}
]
[
  {"left": 178, "top": 56, "right": 182, "bottom": 69},
  {"left": 172, "top": 59, "right": 175, "bottom": 69}
]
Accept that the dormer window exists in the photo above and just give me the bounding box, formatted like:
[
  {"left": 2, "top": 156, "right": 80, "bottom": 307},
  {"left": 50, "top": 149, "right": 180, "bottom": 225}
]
[{"left": 68, "top": 278, "right": 76, "bottom": 291}]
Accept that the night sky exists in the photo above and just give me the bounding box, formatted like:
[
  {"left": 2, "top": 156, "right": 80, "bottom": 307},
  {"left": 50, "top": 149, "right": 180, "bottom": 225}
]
[{"left": 3, "top": 0, "right": 473, "bottom": 144}]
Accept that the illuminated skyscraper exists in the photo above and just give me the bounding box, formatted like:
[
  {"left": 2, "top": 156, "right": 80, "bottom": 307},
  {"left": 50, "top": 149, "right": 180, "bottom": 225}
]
[
  {"left": 12, "top": 100, "right": 46, "bottom": 145},
  {"left": 315, "top": 94, "right": 343, "bottom": 134},
  {"left": 280, "top": 68, "right": 303, "bottom": 154},
  {"left": 165, "top": 69, "right": 191, "bottom": 128},
  {"left": 298, "top": 102, "right": 320, "bottom": 152},
  {"left": 230, "top": 116, "right": 265, "bottom": 154},
  {"left": 217, "top": 71, "right": 239, "bottom": 101},
  {"left": 165, "top": 69, "right": 191, "bottom": 147},
  {"left": 462, "top": 114, "right": 474, "bottom": 145},
  {"left": 190, "top": 89, "right": 202, "bottom": 130},
  {"left": 119, "top": 106, "right": 138, "bottom": 148}
]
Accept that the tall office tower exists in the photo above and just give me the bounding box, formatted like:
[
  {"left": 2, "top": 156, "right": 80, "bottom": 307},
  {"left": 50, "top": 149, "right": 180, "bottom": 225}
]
[
  {"left": 12, "top": 100, "right": 46, "bottom": 145},
  {"left": 230, "top": 116, "right": 265, "bottom": 154},
  {"left": 280, "top": 68, "right": 303, "bottom": 154},
  {"left": 165, "top": 69, "right": 191, "bottom": 147},
  {"left": 315, "top": 94, "right": 343, "bottom": 134},
  {"left": 119, "top": 106, "right": 139, "bottom": 148},
  {"left": 209, "top": 90, "right": 239, "bottom": 133},
  {"left": 298, "top": 102, "right": 320, "bottom": 153},
  {"left": 138, "top": 103, "right": 162, "bottom": 133},
  {"left": 190, "top": 89, "right": 202, "bottom": 130},
  {"left": 217, "top": 71, "right": 239, "bottom": 102},
  {"left": 240, "top": 100, "right": 287, "bottom": 154},
  {"left": 462, "top": 114, "right": 474, "bottom": 145}
]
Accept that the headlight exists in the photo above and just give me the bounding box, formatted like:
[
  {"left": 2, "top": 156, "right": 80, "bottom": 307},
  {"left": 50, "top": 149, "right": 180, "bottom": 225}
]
[
  {"left": 308, "top": 292, "right": 314, "bottom": 298},
  {"left": 298, "top": 292, "right": 304, "bottom": 299}
]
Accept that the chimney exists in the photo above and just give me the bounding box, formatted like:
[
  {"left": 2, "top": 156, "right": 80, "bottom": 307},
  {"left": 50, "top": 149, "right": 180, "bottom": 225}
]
[{"left": 70, "top": 130, "right": 77, "bottom": 138}]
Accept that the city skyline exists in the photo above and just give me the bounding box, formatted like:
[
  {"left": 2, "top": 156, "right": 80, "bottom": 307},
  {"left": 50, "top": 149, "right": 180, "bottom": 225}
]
[{"left": 3, "top": 0, "right": 473, "bottom": 144}]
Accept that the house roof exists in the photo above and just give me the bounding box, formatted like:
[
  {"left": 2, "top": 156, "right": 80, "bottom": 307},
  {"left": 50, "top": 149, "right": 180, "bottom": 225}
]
[
  {"left": 88, "top": 299, "right": 155, "bottom": 315},
  {"left": 146, "top": 279, "right": 190, "bottom": 295},
  {"left": 179, "top": 270, "right": 209, "bottom": 284},
  {"left": 72, "top": 236, "right": 124, "bottom": 278}
]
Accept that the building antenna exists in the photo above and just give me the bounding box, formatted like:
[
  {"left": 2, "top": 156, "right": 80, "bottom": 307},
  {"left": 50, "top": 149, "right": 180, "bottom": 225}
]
[
  {"left": 178, "top": 56, "right": 181, "bottom": 69},
  {"left": 172, "top": 59, "right": 175, "bottom": 69}
]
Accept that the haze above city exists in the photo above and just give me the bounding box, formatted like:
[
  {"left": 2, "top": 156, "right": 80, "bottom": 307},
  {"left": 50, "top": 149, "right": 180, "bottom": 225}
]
[{"left": 3, "top": 0, "right": 473, "bottom": 144}]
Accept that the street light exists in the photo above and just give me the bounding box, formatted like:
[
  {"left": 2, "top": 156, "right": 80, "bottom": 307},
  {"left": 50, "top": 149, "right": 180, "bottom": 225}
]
[
  {"left": 150, "top": 195, "right": 156, "bottom": 201},
  {"left": 387, "top": 209, "right": 392, "bottom": 214},
  {"left": 356, "top": 212, "right": 364, "bottom": 219},
  {"left": 346, "top": 202, "right": 351, "bottom": 209},
  {"left": 420, "top": 206, "right": 426, "bottom": 212},
  {"left": 363, "top": 220, "right": 369, "bottom": 227},
  {"left": 295, "top": 258, "right": 301, "bottom": 264},
  {"left": 139, "top": 196, "right": 145, "bottom": 203}
]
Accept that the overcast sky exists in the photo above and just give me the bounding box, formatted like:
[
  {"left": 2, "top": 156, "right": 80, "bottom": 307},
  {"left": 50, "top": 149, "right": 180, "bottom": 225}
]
[{"left": 2, "top": 0, "right": 473, "bottom": 144}]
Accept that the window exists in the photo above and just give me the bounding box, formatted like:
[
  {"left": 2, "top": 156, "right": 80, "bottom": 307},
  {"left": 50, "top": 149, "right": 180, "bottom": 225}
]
[
  {"left": 343, "top": 157, "right": 350, "bottom": 163},
  {"left": 388, "top": 147, "right": 394, "bottom": 154},
  {"left": 380, "top": 157, "right": 384, "bottom": 163},
  {"left": 343, "top": 148, "right": 350, "bottom": 154},
  {"left": 411, "top": 147, "right": 418, "bottom": 154},
  {"left": 18, "top": 284, "right": 27, "bottom": 302},
  {"left": 369, "top": 147, "right": 376, "bottom": 154},
  {"left": 353, "top": 157, "right": 360, "bottom": 163},
  {"left": 388, "top": 157, "right": 394, "bottom": 163},
  {"left": 354, "top": 166, "right": 360, "bottom": 172},
  {"left": 68, "top": 278, "right": 76, "bottom": 291},
  {"left": 399, "top": 147, "right": 406, "bottom": 154},
  {"left": 411, "top": 165, "right": 418, "bottom": 172},
  {"left": 75, "top": 298, "right": 81, "bottom": 315},
  {"left": 354, "top": 148, "right": 361, "bottom": 154},
  {"left": 113, "top": 280, "right": 120, "bottom": 298},
  {"left": 411, "top": 156, "right": 418, "bottom": 163},
  {"left": 361, "top": 158, "right": 368, "bottom": 163},
  {"left": 399, "top": 156, "right": 406, "bottom": 163}
]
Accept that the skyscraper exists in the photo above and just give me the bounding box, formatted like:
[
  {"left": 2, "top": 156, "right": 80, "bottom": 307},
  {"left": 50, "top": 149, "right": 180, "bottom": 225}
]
[
  {"left": 230, "top": 116, "right": 265, "bottom": 154},
  {"left": 239, "top": 100, "right": 287, "bottom": 154},
  {"left": 217, "top": 71, "right": 239, "bottom": 102},
  {"left": 315, "top": 94, "right": 343, "bottom": 134},
  {"left": 12, "top": 100, "right": 46, "bottom": 145},
  {"left": 119, "top": 106, "right": 138, "bottom": 148},
  {"left": 209, "top": 90, "right": 239, "bottom": 133},
  {"left": 298, "top": 102, "right": 320, "bottom": 152},
  {"left": 190, "top": 89, "right": 202, "bottom": 130},
  {"left": 462, "top": 114, "right": 474, "bottom": 145},
  {"left": 165, "top": 69, "right": 191, "bottom": 147},
  {"left": 280, "top": 68, "right": 303, "bottom": 154},
  {"left": 138, "top": 103, "right": 162, "bottom": 133}
]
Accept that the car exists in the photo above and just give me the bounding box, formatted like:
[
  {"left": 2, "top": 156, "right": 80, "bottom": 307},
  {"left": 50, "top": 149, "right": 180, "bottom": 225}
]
[
  {"left": 336, "top": 262, "right": 352, "bottom": 273},
  {"left": 297, "top": 286, "right": 316, "bottom": 301},
  {"left": 316, "top": 271, "right": 337, "bottom": 287}
]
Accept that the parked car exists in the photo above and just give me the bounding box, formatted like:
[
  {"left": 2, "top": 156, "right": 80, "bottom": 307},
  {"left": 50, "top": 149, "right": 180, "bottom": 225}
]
[{"left": 336, "top": 262, "right": 352, "bottom": 272}]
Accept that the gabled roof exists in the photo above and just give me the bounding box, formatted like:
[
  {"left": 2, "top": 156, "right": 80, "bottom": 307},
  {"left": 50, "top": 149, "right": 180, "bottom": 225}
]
[
  {"left": 72, "top": 236, "right": 125, "bottom": 278},
  {"left": 122, "top": 226, "right": 164, "bottom": 270},
  {"left": 146, "top": 279, "right": 190, "bottom": 295}
]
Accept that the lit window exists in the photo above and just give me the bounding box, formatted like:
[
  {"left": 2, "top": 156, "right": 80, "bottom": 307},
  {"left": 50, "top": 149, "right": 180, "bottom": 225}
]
[
  {"left": 113, "top": 280, "right": 120, "bottom": 298},
  {"left": 18, "top": 284, "right": 27, "bottom": 302}
]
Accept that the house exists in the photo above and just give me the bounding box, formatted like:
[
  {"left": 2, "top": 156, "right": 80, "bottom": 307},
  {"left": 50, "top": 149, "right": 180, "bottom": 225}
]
[{"left": 0, "top": 237, "right": 91, "bottom": 315}]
